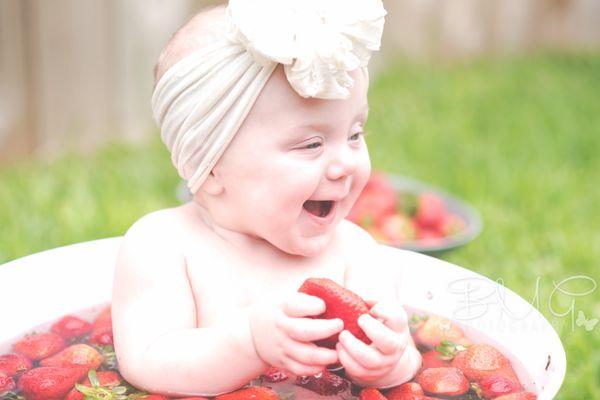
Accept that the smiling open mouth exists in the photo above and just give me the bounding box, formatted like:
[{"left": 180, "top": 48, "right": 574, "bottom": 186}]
[{"left": 303, "top": 200, "right": 334, "bottom": 218}]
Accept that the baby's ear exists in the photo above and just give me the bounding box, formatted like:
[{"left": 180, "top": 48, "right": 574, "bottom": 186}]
[{"left": 201, "top": 171, "right": 224, "bottom": 196}]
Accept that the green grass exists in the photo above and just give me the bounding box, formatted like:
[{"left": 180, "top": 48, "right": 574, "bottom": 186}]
[{"left": 1, "top": 52, "right": 599, "bottom": 398}]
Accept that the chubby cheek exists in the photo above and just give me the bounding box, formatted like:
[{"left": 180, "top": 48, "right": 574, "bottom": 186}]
[{"left": 346, "top": 152, "right": 371, "bottom": 209}]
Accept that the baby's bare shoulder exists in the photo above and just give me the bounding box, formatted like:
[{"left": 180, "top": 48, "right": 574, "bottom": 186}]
[
  {"left": 336, "top": 219, "right": 378, "bottom": 255},
  {"left": 338, "top": 220, "right": 402, "bottom": 301},
  {"left": 125, "top": 207, "right": 183, "bottom": 240}
]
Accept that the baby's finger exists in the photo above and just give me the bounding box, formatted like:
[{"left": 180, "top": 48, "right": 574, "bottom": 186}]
[
  {"left": 284, "top": 340, "right": 339, "bottom": 367},
  {"left": 358, "top": 314, "right": 407, "bottom": 355},
  {"left": 369, "top": 302, "right": 408, "bottom": 333},
  {"left": 280, "top": 316, "right": 344, "bottom": 342},
  {"left": 283, "top": 292, "right": 326, "bottom": 317},
  {"left": 338, "top": 330, "right": 384, "bottom": 370},
  {"left": 336, "top": 341, "right": 372, "bottom": 380},
  {"left": 281, "top": 355, "right": 326, "bottom": 377}
]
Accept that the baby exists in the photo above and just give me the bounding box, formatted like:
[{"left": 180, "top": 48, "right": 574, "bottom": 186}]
[{"left": 112, "top": 1, "right": 422, "bottom": 397}]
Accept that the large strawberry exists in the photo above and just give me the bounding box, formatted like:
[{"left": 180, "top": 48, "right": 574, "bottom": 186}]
[
  {"left": 476, "top": 374, "right": 522, "bottom": 398},
  {"left": 298, "top": 278, "right": 371, "bottom": 348},
  {"left": 214, "top": 386, "right": 280, "bottom": 400},
  {"left": 420, "top": 349, "right": 451, "bottom": 371},
  {"left": 451, "top": 344, "right": 518, "bottom": 383},
  {"left": 494, "top": 392, "right": 537, "bottom": 400},
  {"left": 89, "top": 306, "right": 113, "bottom": 346},
  {"left": 51, "top": 315, "right": 92, "bottom": 341},
  {"left": 413, "top": 315, "right": 469, "bottom": 349},
  {"left": 0, "top": 353, "right": 33, "bottom": 377},
  {"left": 295, "top": 370, "right": 350, "bottom": 396},
  {"left": 0, "top": 372, "right": 16, "bottom": 394},
  {"left": 385, "top": 381, "right": 424, "bottom": 400},
  {"left": 17, "top": 366, "right": 88, "bottom": 400},
  {"left": 64, "top": 370, "right": 122, "bottom": 400},
  {"left": 176, "top": 397, "right": 211, "bottom": 400},
  {"left": 39, "top": 343, "right": 103, "bottom": 370},
  {"left": 417, "top": 367, "right": 469, "bottom": 397},
  {"left": 358, "top": 387, "right": 387, "bottom": 400},
  {"left": 12, "top": 332, "right": 66, "bottom": 361}
]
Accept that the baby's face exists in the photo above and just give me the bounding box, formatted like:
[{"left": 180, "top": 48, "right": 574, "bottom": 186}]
[{"left": 206, "top": 66, "right": 371, "bottom": 257}]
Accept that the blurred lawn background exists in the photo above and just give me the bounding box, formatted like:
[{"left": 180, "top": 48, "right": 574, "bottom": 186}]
[{"left": 1, "top": 52, "right": 599, "bottom": 398}]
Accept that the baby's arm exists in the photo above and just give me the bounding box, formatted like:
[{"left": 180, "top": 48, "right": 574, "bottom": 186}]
[
  {"left": 340, "top": 221, "right": 422, "bottom": 388},
  {"left": 112, "top": 217, "right": 267, "bottom": 397}
]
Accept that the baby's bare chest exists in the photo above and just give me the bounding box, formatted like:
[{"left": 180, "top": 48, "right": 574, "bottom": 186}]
[{"left": 182, "top": 245, "right": 348, "bottom": 327}]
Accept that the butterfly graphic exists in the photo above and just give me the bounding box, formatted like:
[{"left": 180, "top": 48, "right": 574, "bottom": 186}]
[{"left": 576, "top": 310, "right": 599, "bottom": 332}]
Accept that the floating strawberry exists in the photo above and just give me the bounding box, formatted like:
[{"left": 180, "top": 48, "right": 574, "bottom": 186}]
[
  {"left": 65, "top": 370, "right": 122, "bottom": 400},
  {"left": 476, "top": 374, "right": 522, "bottom": 398},
  {"left": 414, "top": 316, "right": 468, "bottom": 349},
  {"left": 295, "top": 370, "right": 350, "bottom": 396},
  {"left": 176, "top": 397, "right": 211, "bottom": 400},
  {"left": 89, "top": 306, "right": 113, "bottom": 345},
  {"left": 261, "top": 366, "right": 289, "bottom": 383},
  {"left": 298, "top": 278, "right": 371, "bottom": 348},
  {"left": 12, "top": 332, "right": 66, "bottom": 361},
  {"left": 51, "top": 315, "right": 92, "bottom": 341},
  {"left": 358, "top": 387, "right": 387, "bottom": 400},
  {"left": 17, "top": 366, "right": 88, "bottom": 400},
  {"left": 39, "top": 344, "right": 103, "bottom": 370},
  {"left": 451, "top": 344, "right": 517, "bottom": 383},
  {"left": 0, "top": 372, "right": 16, "bottom": 394},
  {"left": 420, "top": 349, "right": 451, "bottom": 371},
  {"left": 417, "top": 367, "right": 469, "bottom": 397},
  {"left": 385, "top": 381, "right": 424, "bottom": 400},
  {"left": 214, "top": 386, "right": 280, "bottom": 400},
  {"left": 493, "top": 392, "right": 537, "bottom": 400},
  {"left": 0, "top": 353, "right": 33, "bottom": 377}
]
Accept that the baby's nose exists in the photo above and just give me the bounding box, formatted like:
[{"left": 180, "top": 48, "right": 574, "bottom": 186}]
[{"left": 325, "top": 146, "right": 358, "bottom": 181}]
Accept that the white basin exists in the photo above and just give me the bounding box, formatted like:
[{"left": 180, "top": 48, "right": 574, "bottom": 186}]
[{"left": 0, "top": 238, "right": 566, "bottom": 399}]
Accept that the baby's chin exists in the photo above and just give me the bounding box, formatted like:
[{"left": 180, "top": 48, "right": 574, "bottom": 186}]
[{"left": 271, "top": 228, "right": 337, "bottom": 258}]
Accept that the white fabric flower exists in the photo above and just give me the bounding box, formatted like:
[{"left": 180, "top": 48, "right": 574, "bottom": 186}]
[{"left": 227, "top": 0, "right": 386, "bottom": 99}]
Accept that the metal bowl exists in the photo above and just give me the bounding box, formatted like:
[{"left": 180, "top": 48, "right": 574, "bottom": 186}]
[{"left": 384, "top": 174, "right": 483, "bottom": 256}]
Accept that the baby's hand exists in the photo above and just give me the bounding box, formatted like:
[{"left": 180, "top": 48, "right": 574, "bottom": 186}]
[
  {"left": 336, "top": 300, "right": 415, "bottom": 387},
  {"left": 248, "top": 292, "right": 343, "bottom": 376}
]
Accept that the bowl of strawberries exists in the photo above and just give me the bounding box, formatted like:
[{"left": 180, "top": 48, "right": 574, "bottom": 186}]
[
  {"left": 347, "top": 172, "right": 482, "bottom": 255},
  {"left": 0, "top": 239, "right": 565, "bottom": 400}
]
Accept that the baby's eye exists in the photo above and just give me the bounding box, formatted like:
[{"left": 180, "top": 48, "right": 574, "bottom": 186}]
[
  {"left": 349, "top": 132, "right": 363, "bottom": 141},
  {"left": 303, "top": 141, "right": 322, "bottom": 149}
]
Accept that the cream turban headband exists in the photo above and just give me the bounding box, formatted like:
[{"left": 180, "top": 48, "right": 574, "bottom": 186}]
[{"left": 152, "top": 0, "right": 386, "bottom": 194}]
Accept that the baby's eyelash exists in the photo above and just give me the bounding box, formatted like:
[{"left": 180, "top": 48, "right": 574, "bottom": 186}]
[
  {"left": 305, "top": 141, "right": 322, "bottom": 149},
  {"left": 349, "top": 130, "right": 369, "bottom": 140}
]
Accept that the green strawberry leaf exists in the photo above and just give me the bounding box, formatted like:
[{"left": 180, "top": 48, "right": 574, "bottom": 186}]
[
  {"left": 88, "top": 369, "right": 101, "bottom": 387},
  {"left": 435, "top": 340, "right": 467, "bottom": 360},
  {"left": 93, "top": 344, "right": 119, "bottom": 370},
  {"left": 1, "top": 392, "right": 26, "bottom": 400},
  {"left": 408, "top": 313, "right": 428, "bottom": 331}
]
